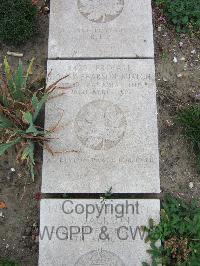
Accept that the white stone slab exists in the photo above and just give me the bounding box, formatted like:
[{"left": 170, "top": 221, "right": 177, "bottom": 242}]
[
  {"left": 42, "top": 59, "right": 160, "bottom": 193},
  {"left": 48, "top": 0, "right": 154, "bottom": 58},
  {"left": 39, "top": 199, "right": 160, "bottom": 266}
]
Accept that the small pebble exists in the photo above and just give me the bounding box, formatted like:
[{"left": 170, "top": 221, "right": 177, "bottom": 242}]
[
  {"left": 158, "top": 26, "right": 162, "bottom": 32},
  {"left": 180, "top": 57, "right": 185, "bottom": 61},
  {"left": 7, "top": 51, "right": 23, "bottom": 57},
  {"left": 166, "top": 119, "right": 174, "bottom": 127},
  {"left": 191, "top": 49, "right": 196, "bottom": 54},
  {"left": 177, "top": 73, "right": 182, "bottom": 78},
  {"left": 10, "top": 168, "right": 15, "bottom": 172},
  {"left": 189, "top": 182, "right": 194, "bottom": 189},
  {"left": 173, "top": 57, "right": 178, "bottom": 63},
  {"left": 179, "top": 41, "right": 183, "bottom": 47}
]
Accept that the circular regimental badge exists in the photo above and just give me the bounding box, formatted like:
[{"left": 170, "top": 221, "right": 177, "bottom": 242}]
[
  {"left": 74, "top": 250, "right": 125, "bottom": 266},
  {"left": 77, "top": 0, "right": 124, "bottom": 23},
  {"left": 74, "top": 100, "right": 126, "bottom": 150}
]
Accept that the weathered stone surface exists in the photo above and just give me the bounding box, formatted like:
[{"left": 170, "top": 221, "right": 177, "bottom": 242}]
[
  {"left": 39, "top": 199, "right": 160, "bottom": 266},
  {"left": 48, "top": 0, "right": 154, "bottom": 58},
  {"left": 42, "top": 59, "right": 160, "bottom": 193}
]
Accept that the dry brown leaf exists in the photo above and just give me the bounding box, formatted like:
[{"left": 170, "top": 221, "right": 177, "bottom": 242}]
[{"left": 0, "top": 201, "right": 7, "bottom": 209}]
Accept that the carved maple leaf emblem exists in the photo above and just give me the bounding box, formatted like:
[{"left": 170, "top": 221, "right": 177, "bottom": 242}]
[
  {"left": 75, "top": 101, "right": 126, "bottom": 150},
  {"left": 78, "top": 0, "right": 124, "bottom": 23}
]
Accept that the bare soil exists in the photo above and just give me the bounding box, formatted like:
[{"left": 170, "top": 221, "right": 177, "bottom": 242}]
[
  {"left": 0, "top": 4, "right": 199, "bottom": 266},
  {"left": 153, "top": 6, "right": 200, "bottom": 200}
]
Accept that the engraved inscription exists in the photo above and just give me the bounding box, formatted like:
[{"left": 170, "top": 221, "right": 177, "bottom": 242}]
[
  {"left": 74, "top": 100, "right": 126, "bottom": 150},
  {"left": 74, "top": 249, "right": 125, "bottom": 266},
  {"left": 77, "top": 0, "right": 124, "bottom": 23}
]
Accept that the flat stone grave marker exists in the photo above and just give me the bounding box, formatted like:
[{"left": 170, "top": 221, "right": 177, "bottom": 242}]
[
  {"left": 39, "top": 199, "right": 160, "bottom": 266},
  {"left": 42, "top": 59, "right": 160, "bottom": 194},
  {"left": 48, "top": 0, "right": 154, "bottom": 58}
]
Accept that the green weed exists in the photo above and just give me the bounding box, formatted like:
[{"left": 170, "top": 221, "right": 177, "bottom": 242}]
[
  {"left": 154, "top": 0, "right": 200, "bottom": 33},
  {"left": 100, "top": 187, "right": 113, "bottom": 202},
  {"left": 0, "top": 0, "right": 37, "bottom": 45},
  {"left": 177, "top": 104, "right": 200, "bottom": 170},
  {"left": 0, "top": 57, "right": 68, "bottom": 180},
  {"left": 0, "top": 260, "right": 19, "bottom": 266},
  {"left": 143, "top": 195, "right": 200, "bottom": 266}
]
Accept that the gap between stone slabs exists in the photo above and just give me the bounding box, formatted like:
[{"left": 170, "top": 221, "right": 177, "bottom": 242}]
[
  {"left": 41, "top": 193, "right": 161, "bottom": 200},
  {"left": 48, "top": 57, "right": 155, "bottom": 60}
]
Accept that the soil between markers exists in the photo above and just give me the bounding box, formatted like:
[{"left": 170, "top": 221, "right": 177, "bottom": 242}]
[
  {"left": 153, "top": 6, "right": 200, "bottom": 200},
  {"left": 0, "top": 4, "right": 200, "bottom": 266}
]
